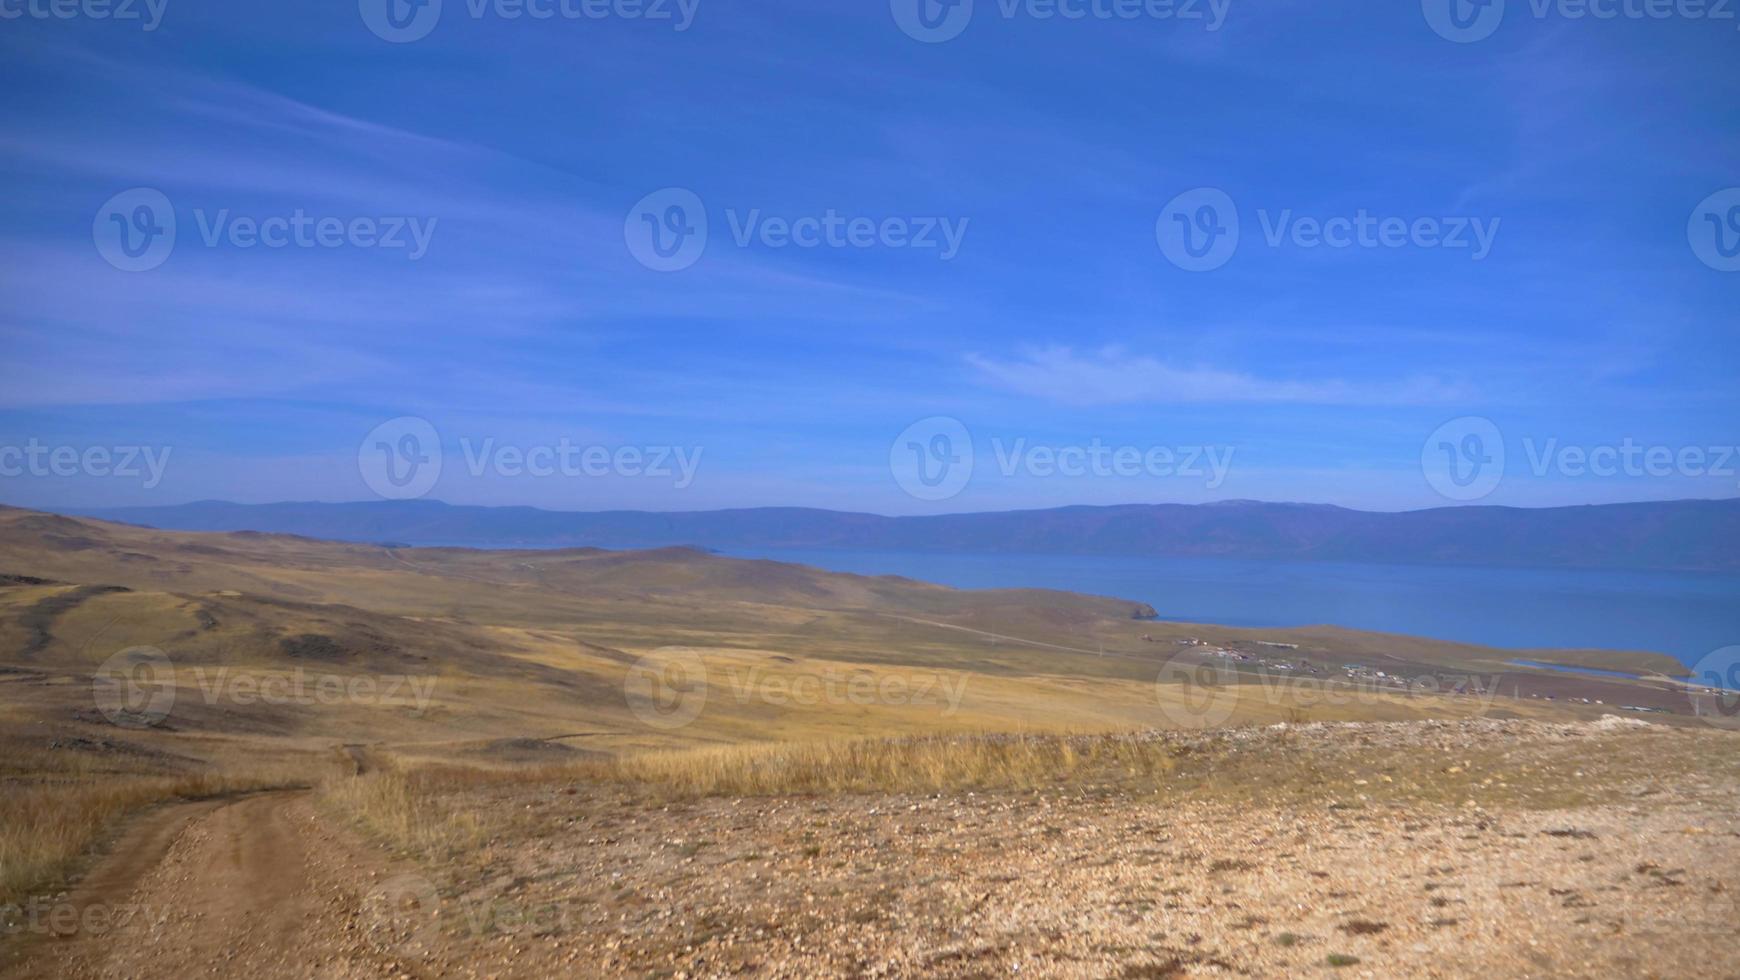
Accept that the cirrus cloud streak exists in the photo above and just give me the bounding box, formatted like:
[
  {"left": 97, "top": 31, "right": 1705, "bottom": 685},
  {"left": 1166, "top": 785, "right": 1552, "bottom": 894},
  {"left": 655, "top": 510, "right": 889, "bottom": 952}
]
[{"left": 966, "top": 347, "right": 1475, "bottom": 407}]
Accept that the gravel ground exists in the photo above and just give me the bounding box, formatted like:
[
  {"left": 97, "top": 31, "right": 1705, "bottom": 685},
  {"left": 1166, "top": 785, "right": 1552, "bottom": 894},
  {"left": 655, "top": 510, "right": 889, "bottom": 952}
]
[
  {"left": 394, "top": 719, "right": 1740, "bottom": 978},
  {"left": 7, "top": 719, "right": 1737, "bottom": 979}
]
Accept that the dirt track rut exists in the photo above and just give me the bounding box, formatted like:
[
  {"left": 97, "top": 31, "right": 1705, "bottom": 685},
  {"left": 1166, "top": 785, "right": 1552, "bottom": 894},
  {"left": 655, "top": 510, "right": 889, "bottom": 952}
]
[{"left": 1, "top": 793, "right": 415, "bottom": 979}]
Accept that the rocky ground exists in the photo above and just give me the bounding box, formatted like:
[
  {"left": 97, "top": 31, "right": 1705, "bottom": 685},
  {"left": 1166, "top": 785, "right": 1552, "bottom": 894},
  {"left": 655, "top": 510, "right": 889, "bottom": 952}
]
[
  {"left": 383, "top": 718, "right": 1740, "bottom": 978},
  {"left": 6, "top": 718, "right": 1739, "bottom": 978}
]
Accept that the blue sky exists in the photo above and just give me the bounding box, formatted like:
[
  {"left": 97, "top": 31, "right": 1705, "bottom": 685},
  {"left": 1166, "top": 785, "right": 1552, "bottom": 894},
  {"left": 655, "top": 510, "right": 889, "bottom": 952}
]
[{"left": 0, "top": 0, "right": 1736, "bottom": 514}]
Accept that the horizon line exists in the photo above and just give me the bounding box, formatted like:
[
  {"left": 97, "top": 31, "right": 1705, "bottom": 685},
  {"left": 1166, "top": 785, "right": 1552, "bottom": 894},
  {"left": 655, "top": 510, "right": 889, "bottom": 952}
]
[{"left": 50, "top": 494, "right": 1740, "bottom": 521}]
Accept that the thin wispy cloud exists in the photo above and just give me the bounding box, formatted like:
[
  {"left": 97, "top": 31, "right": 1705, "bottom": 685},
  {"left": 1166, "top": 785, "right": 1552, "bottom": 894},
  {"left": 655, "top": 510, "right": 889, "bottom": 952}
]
[{"left": 966, "top": 347, "right": 1474, "bottom": 407}]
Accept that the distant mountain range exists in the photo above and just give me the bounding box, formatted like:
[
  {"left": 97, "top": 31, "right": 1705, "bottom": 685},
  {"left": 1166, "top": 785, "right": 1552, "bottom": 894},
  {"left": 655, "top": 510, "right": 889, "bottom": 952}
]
[{"left": 67, "top": 498, "right": 1740, "bottom": 571}]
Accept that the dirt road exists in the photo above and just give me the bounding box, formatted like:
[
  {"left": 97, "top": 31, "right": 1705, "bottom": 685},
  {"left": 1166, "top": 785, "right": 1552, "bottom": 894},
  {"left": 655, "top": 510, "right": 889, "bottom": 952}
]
[{"left": 0, "top": 793, "right": 415, "bottom": 980}]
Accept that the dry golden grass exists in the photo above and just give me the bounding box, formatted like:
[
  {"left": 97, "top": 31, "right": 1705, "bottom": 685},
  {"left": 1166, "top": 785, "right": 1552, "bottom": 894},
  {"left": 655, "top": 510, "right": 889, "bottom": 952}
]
[
  {"left": 0, "top": 737, "right": 322, "bottom": 905},
  {"left": 325, "top": 733, "right": 1183, "bottom": 825},
  {"left": 587, "top": 733, "right": 1179, "bottom": 798},
  {"left": 321, "top": 723, "right": 1740, "bottom": 858},
  {"left": 320, "top": 763, "right": 486, "bottom": 858}
]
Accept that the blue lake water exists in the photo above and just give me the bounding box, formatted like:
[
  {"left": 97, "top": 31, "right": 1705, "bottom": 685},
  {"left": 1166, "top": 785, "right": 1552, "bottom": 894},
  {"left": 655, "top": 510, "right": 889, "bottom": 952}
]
[
  {"left": 1506, "top": 660, "right": 1648, "bottom": 679},
  {"left": 721, "top": 548, "right": 1740, "bottom": 668}
]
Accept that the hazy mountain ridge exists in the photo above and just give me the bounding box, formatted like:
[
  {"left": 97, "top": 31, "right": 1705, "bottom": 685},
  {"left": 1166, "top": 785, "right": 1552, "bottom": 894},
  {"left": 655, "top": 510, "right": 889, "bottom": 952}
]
[{"left": 69, "top": 498, "right": 1740, "bottom": 571}]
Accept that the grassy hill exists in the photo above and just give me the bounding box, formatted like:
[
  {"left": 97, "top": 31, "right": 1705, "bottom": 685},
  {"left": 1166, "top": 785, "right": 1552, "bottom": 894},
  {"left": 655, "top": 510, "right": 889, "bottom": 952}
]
[{"left": 0, "top": 505, "right": 1698, "bottom": 760}]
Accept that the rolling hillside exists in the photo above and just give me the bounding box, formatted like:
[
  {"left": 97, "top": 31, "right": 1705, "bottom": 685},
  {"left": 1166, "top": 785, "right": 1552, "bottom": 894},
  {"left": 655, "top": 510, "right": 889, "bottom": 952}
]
[{"left": 3, "top": 507, "right": 1733, "bottom": 980}]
